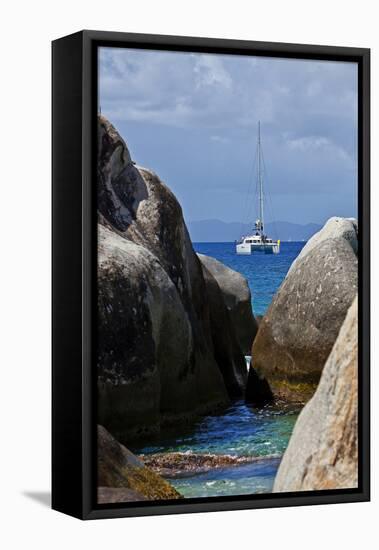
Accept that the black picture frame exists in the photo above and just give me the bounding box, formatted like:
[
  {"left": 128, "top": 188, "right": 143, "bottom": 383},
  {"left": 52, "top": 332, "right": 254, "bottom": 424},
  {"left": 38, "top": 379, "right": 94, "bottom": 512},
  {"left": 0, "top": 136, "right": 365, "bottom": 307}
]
[{"left": 52, "top": 30, "right": 370, "bottom": 520}]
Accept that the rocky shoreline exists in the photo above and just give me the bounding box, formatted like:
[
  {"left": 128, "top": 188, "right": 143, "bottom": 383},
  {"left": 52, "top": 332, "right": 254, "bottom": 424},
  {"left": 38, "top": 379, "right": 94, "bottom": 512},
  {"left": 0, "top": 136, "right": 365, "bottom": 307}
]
[
  {"left": 138, "top": 451, "right": 279, "bottom": 478},
  {"left": 97, "top": 425, "right": 182, "bottom": 503},
  {"left": 274, "top": 296, "right": 358, "bottom": 492},
  {"left": 248, "top": 216, "right": 358, "bottom": 404},
  {"left": 96, "top": 115, "right": 359, "bottom": 501},
  {"left": 97, "top": 115, "right": 253, "bottom": 443}
]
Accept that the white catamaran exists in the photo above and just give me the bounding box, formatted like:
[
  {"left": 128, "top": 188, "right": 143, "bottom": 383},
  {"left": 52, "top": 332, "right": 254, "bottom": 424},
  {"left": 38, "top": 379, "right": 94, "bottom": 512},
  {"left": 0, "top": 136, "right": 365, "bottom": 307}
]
[{"left": 236, "top": 122, "right": 280, "bottom": 255}]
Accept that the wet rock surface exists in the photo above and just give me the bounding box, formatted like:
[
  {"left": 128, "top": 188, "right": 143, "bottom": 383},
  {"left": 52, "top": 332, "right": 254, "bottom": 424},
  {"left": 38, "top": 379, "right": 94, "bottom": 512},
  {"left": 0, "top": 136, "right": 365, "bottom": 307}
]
[
  {"left": 245, "top": 364, "right": 274, "bottom": 406},
  {"left": 139, "top": 451, "right": 276, "bottom": 478}
]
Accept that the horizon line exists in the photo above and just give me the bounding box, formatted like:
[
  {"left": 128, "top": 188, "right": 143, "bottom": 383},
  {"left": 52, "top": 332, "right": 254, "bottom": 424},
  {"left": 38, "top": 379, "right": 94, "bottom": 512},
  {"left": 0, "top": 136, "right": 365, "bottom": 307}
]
[
  {"left": 187, "top": 219, "right": 323, "bottom": 226},
  {"left": 192, "top": 239, "right": 308, "bottom": 244}
]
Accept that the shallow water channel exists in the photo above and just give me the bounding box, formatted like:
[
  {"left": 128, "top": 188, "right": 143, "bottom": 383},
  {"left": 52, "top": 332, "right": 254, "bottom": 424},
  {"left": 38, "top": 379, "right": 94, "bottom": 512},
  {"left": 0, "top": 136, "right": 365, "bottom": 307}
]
[{"left": 131, "top": 399, "right": 299, "bottom": 498}]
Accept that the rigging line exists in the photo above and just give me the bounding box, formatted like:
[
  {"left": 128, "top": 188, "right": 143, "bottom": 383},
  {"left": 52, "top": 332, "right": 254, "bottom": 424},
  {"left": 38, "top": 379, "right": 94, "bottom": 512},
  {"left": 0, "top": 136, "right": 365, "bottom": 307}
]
[
  {"left": 252, "top": 138, "right": 262, "bottom": 227},
  {"left": 250, "top": 140, "right": 259, "bottom": 224},
  {"left": 262, "top": 180, "right": 277, "bottom": 240},
  {"left": 240, "top": 150, "right": 254, "bottom": 234},
  {"left": 254, "top": 140, "right": 260, "bottom": 221},
  {"left": 261, "top": 145, "right": 279, "bottom": 241},
  {"left": 239, "top": 140, "right": 258, "bottom": 239},
  {"left": 248, "top": 139, "right": 260, "bottom": 230},
  {"left": 262, "top": 187, "right": 277, "bottom": 240},
  {"left": 262, "top": 181, "right": 278, "bottom": 242}
]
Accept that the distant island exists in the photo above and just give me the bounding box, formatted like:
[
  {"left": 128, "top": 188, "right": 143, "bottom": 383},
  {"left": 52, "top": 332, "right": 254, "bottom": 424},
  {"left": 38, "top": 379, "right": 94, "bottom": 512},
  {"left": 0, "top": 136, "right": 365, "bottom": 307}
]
[
  {"left": 96, "top": 115, "right": 358, "bottom": 503},
  {"left": 187, "top": 219, "right": 322, "bottom": 243}
]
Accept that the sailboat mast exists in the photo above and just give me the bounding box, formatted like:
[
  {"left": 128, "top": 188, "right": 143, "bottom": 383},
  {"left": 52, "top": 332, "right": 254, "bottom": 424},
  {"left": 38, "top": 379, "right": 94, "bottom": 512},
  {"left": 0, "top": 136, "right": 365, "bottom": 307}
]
[{"left": 258, "top": 121, "right": 264, "bottom": 236}]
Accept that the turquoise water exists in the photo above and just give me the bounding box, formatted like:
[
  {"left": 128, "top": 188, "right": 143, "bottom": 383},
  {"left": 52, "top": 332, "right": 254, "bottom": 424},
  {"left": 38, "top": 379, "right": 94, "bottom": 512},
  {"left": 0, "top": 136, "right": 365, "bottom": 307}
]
[
  {"left": 173, "top": 459, "right": 281, "bottom": 497},
  {"left": 133, "top": 242, "right": 304, "bottom": 498},
  {"left": 194, "top": 241, "right": 305, "bottom": 316},
  {"left": 133, "top": 400, "right": 299, "bottom": 498}
]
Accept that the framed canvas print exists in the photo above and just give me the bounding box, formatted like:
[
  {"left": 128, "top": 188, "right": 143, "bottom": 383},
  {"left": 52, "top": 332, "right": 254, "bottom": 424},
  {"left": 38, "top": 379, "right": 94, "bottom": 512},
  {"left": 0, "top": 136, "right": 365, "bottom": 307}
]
[{"left": 52, "top": 30, "right": 370, "bottom": 519}]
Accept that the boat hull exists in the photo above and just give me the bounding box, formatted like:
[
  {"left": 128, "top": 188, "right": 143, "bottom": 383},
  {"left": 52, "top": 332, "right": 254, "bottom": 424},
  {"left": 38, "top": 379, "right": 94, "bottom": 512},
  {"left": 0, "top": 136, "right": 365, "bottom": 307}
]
[{"left": 236, "top": 242, "right": 280, "bottom": 255}]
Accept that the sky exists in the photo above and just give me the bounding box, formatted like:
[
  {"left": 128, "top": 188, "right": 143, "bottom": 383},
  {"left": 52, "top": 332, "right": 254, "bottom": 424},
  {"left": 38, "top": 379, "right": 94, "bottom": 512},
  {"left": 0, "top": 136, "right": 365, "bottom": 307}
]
[{"left": 99, "top": 47, "right": 358, "bottom": 226}]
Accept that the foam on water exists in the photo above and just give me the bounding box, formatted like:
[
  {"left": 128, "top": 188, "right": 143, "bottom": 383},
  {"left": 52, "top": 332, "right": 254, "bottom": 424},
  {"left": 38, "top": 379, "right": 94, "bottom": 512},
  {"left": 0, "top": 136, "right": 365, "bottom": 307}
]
[
  {"left": 171, "top": 458, "right": 281, "bottom": 498},
  {"left": 133, "top": 400, "right": 299, "bottom": 497}
]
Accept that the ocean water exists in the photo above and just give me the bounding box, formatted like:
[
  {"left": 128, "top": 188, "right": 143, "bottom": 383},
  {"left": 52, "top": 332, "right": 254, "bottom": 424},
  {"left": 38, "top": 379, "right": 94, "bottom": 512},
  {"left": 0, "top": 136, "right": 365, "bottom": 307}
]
[
  {"left": 172, "top": 458, "right": 281, "bottom": 497},
  {"left": 133, "top": 242, "right": 304, "bottom": 498},
  {"left": 194, "top": 241, "right": 305, "bottom": 316},
  {"left": 133, "top": 400, "right": 299, "bottom": 498}
]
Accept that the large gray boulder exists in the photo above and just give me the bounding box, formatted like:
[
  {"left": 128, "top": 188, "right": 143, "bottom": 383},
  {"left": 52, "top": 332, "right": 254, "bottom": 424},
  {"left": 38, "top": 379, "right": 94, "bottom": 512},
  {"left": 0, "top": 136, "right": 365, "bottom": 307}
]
[
  {"left": 274, "top": 297, "right": 358, "bottom": 492},
  {"left": 200, "top": 263, "right": 248, "bottom": 397},
  {"left": 251, "top": 218, "right": 358, "bottom": 403},
  {"left": 97, "top": 426, "right": 181, "bottom": 503},
  {"left": 287, "top": 217, "right": 358, "bottom": 275},
  {"left": 198, "top": 254, "right": 258, "bottom": 354},
  {"left": 98, "top": 225, "right": 229, "bottom": 440},
  {"left": 98, "top": 115, "right": 207, "bottom": 323},
  {"left": 97, "top": 116, "right": 247, "bottom": 440}
]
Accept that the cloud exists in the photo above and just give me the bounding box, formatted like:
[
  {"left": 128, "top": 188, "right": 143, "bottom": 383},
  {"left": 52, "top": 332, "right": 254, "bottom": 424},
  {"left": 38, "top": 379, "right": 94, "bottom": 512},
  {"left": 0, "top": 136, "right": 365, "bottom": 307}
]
[
  {"left": 98, "top": 47, "right": 358, "bottom": 224},
  {"left": 99, "top": 49, "right": 357, "bottom": 138},
  {"left": 286, "top": 135, "right": 355, "bottom": 169},
  {"left": 210, "top": 135, "right": 229, "bottom": 143},
  {"left": 99, "top": 48, "right": 228, "bottom": 127},
  {"left": 194, "top": 55, "right": 232, "bottom": 90},
  {"left": 287, "top": 136, "right": 330, "bottom": 151}
]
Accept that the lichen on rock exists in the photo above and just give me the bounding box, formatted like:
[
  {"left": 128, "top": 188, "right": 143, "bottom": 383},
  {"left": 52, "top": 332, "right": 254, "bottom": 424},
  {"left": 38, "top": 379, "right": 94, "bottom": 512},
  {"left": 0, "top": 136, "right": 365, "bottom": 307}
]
[{"left": 97, "top": 425, "right": 182, "bottom": 502}]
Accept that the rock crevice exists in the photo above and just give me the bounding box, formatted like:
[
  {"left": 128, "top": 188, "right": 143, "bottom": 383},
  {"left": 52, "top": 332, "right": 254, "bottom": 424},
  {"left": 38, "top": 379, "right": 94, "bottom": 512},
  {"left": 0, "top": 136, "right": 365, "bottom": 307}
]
[{"left": 97, "top": 116, "right": 254, "bottom": 441}]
